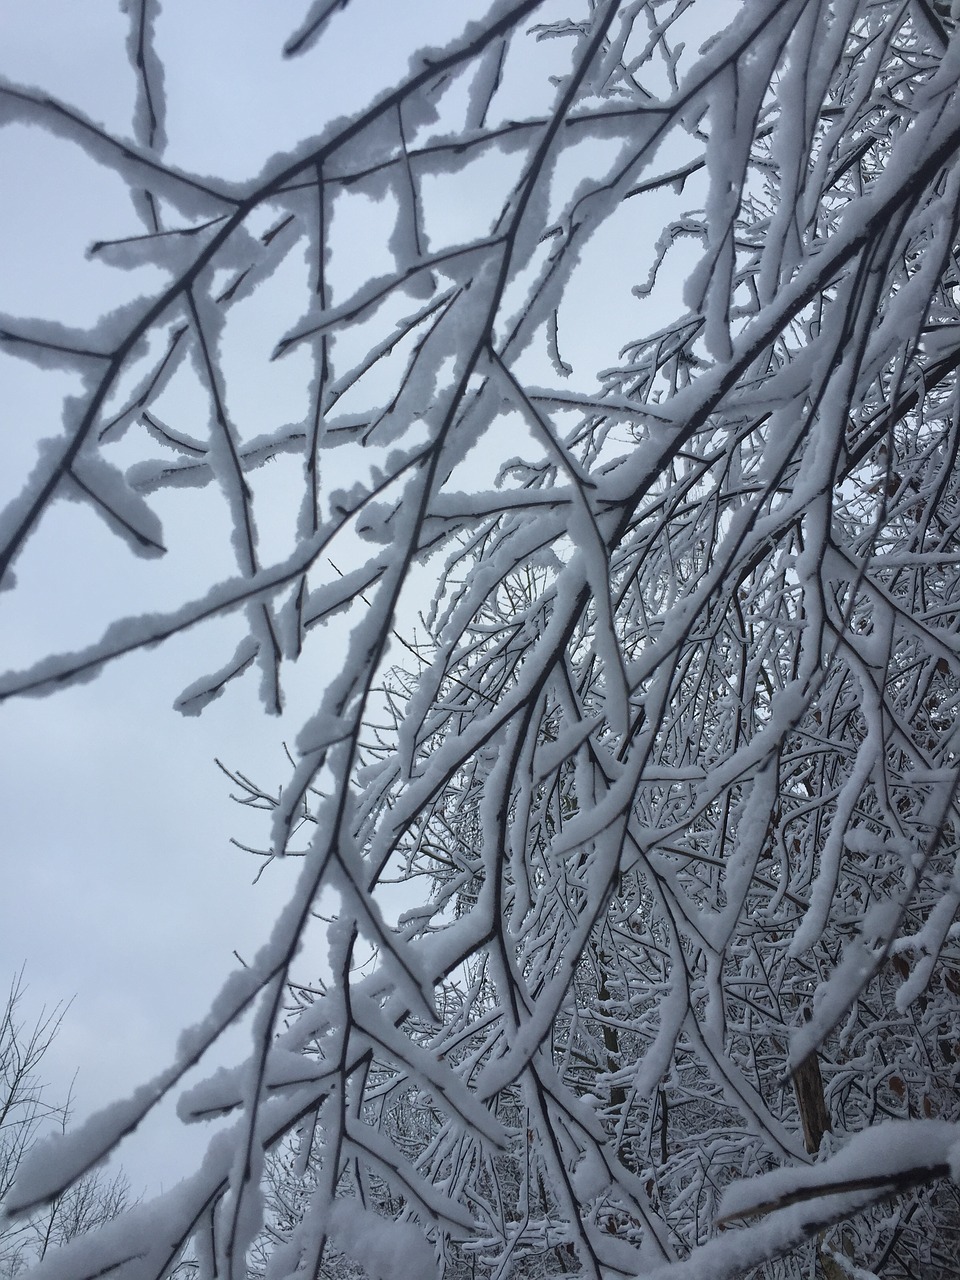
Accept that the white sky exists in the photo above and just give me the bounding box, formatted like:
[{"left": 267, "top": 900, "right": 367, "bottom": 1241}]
[{"left": 0, "top": 0, "right": 730, "bottom": 1200}]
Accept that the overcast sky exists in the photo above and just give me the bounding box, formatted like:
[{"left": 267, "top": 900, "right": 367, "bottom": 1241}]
[{"left": 0, "top": 0, "right": 725, "bottom": 1199}]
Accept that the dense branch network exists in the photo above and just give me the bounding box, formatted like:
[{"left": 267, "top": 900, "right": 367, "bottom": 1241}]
[{"left": 4, "top": 2, "right": 960, "bottom": 1277}]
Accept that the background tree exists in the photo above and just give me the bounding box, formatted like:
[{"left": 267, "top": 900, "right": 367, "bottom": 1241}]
[
  {"left": 0, "top": 972, "right": 130, "bottom": 1280},
  {"left": 4, "top": 1, "right": 960, "bottom": 1277}
]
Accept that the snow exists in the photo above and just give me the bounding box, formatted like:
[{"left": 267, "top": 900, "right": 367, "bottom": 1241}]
[
  {"left": 626, "top": 1123, "right": 959, "bottom": 1280},
  {"left": 719, "top": 1120, "right": 958, "bottom": 1223},
  {"left": 0, "top": 76, "right": 241, "bottom": 219},
  {"left": 7, "top": 2, "right": 960, "bottom": 1277},
  {"left": 327, "top": 1199, "right": 435, "bottom": 1280}
]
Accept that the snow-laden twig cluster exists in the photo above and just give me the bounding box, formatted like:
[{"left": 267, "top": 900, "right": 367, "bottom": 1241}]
[{"left": 5, "top": 1, "right": 960, "bottom": 1276}]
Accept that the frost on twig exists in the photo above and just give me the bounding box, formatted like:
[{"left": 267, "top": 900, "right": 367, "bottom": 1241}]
[{"left": 6, "top": 2, "right": 960, "bottom": 1278}]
